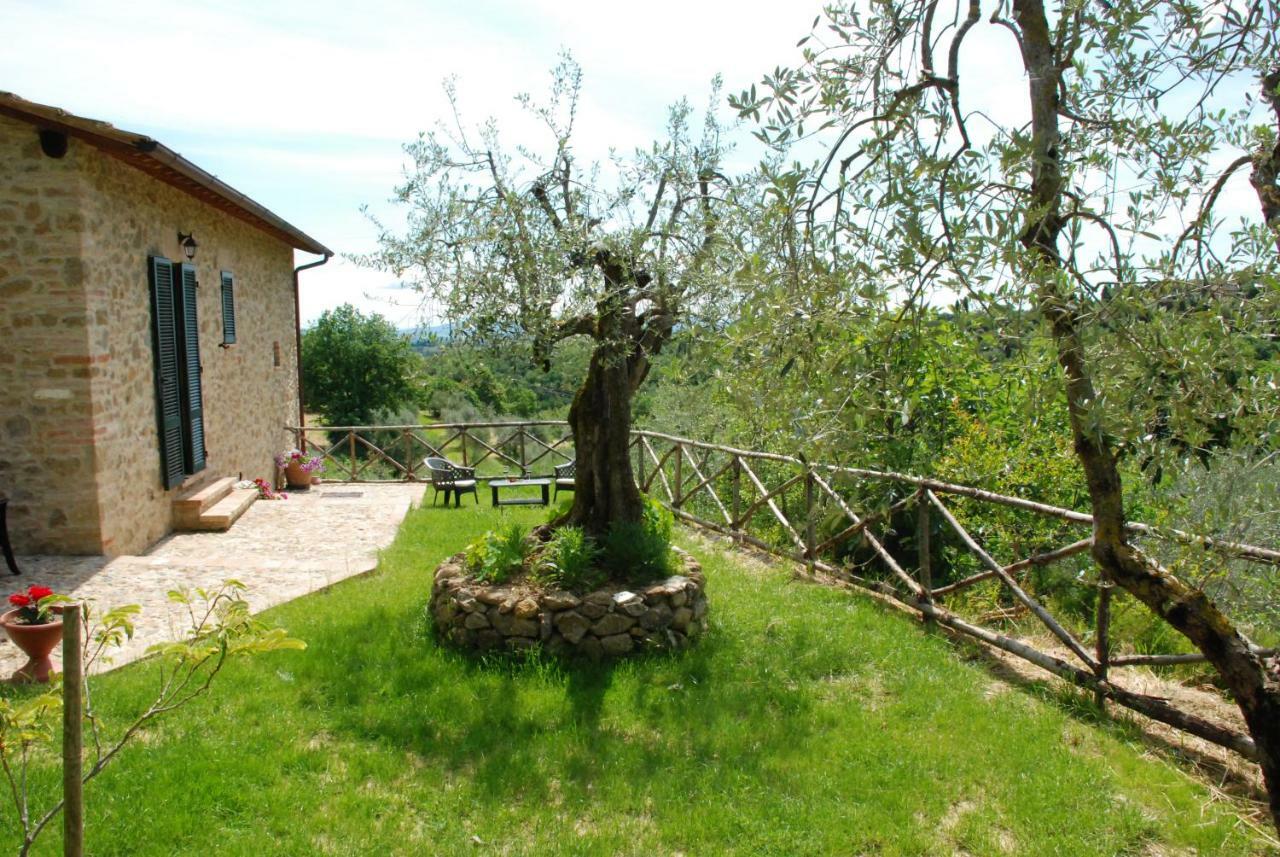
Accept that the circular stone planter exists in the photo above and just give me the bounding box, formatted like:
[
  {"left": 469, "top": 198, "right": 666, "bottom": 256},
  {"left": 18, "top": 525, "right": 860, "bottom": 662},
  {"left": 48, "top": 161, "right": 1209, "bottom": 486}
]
[{"left": 429, "top": 551, "right": 708, "bottom": 659}]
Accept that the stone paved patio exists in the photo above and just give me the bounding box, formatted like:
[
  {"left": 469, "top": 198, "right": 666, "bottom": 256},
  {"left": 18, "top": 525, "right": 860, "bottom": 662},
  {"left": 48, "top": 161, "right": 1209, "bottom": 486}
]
[{"left": 1, "top": 482, "right": 425, "bottom": 676}]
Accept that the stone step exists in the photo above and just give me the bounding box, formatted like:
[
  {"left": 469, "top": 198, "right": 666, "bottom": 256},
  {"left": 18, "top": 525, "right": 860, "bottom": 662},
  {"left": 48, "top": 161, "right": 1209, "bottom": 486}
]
[
  {"left": 191, "top": 488, "right": 258, "bottom": 531},
  {"left": 173, "top": 476, "right": 236, "bottom": 519}
]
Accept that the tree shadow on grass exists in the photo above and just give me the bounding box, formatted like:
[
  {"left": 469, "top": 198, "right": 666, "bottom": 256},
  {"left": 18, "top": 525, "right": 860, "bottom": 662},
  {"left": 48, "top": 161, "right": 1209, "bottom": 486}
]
[{"left": 303, "top": 608, "right": 820, "bottom": 810}]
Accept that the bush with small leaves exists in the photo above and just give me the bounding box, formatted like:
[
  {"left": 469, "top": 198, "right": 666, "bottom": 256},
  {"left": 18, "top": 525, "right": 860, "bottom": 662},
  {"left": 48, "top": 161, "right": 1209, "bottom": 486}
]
[
  {"left": 465, "top": 521, "right": 529, "bottom": 584},
  {"left": 533, "top": 526, "right": 602, "bottom": 592},
  {"left": 600, "top": 496, "right": 675, "bottom": 583}
]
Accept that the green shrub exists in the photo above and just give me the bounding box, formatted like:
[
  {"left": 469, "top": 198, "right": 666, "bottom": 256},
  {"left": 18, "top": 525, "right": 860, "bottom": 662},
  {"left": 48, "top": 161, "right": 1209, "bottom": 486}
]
[
  {"left": 600, "top": 496, "right": 674, "bottom": 582},
  {"left": 1107, "top": 589, "right": 1198, "bottom": 658},
  {"left": 534, "top": 526, "right": 602, "bottom": 591},
  {"left": 465, "top": 521, "right": 529, "bottom": 584},
  {"left": 642, "top": 494, "right": 674, "bottom": 543}
]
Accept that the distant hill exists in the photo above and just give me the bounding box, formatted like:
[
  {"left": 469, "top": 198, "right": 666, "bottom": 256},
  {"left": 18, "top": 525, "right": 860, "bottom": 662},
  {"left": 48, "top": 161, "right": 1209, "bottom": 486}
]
[{"left": 399, "top": 323, "right": 452, "bottom": 347}]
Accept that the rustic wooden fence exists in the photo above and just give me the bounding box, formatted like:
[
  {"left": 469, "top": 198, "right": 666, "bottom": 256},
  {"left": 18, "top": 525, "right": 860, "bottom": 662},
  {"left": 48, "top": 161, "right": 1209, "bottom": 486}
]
[
  {"left": 288, "top": 421, "right": 575, "bottom": 481},
  {"left": 290, "top": 421, "right": 1278, "bottom": 761}
]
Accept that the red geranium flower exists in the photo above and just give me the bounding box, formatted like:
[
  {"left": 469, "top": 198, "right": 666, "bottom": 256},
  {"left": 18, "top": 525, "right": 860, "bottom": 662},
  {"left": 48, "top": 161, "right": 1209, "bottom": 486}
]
[{"left": 5, "top": 586, "right": 63, "bottom": 625}]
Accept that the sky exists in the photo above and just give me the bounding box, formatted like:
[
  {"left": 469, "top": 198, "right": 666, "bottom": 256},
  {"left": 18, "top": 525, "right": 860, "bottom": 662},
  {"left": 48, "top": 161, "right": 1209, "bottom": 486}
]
[
  {"left": 1, "top": 0, "right": 831, "bottom": 327},
  {"left": 3, "top": 1, "right": 1262, "bottom": 328}
]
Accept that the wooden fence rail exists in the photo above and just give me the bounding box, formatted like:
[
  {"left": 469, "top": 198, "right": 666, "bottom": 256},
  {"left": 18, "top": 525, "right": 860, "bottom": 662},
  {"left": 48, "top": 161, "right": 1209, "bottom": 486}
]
[
  {"left": 287, "top": 422, "right": 575, "bottom": 483},
  {"left": 290, "top": 421, "right": 1277, "bottom": 761}
]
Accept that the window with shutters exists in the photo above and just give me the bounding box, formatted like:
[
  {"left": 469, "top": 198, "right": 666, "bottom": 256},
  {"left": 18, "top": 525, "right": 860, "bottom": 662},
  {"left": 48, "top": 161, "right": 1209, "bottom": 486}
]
[
  {"left": 220, "top": 271, "right": 236, "bottom": 344},
  {"left": 148, "top": 256, "right": 207, "bottom": 489},
  {"left": 175, "top": 263, "right": 207, "bottom": 475}
]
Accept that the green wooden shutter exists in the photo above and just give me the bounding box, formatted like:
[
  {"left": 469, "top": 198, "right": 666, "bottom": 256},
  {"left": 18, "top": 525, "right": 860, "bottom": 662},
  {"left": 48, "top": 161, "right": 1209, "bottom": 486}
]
[
  {"left": 148, "top": 256, "right": 185, "bottom": 490},
  {"left": 220, "top": 271, "right": 236, "bottom": 344},
  {"left": 176, "top": 263, "right": 206, "bottom": 475}
]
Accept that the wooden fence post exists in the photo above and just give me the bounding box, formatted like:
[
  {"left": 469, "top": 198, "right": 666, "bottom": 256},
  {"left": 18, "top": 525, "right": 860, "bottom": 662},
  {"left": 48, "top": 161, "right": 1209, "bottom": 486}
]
[
  {"left": 63, "top": 603, "right": 84, "bottom": 857},
  {"left": 403, "top": 429, "right": 414, "bottom": 481},
  {"left": 636, "top": 435, "right": 646, "bottom": 490},
  {"left": 348, "top": 431, "right": 357, "bottom": 481},
  {"left": 519, "top": 429, "right": 527, "bottom": 475},
  {"left": 804, "top": 467, "right": 816, "bottom": 576},
  {"left": 731, "top": 456, "right": 742, "bottom": 543},
  {"left": 460, "top": 428, "right": 469, "bottom": 468},
  {"left": 673, "top": 443, "right": 684, "bottom": 508},
  {"left": 1095, "top": 582, "right": 1112, "bottom": 709},
  {"left": 917, "top": 489, "right": 934, "bottom": 628}
]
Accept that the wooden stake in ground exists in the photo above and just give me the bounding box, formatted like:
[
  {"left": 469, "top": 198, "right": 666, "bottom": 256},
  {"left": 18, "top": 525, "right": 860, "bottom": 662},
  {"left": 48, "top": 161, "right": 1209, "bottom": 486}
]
[{"left": 63, "top": 603, "right": 83, "bottom": 857}]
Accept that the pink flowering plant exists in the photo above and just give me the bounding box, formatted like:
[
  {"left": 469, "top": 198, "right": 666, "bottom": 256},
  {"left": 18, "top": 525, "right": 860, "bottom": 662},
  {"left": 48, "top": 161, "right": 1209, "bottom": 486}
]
[
  {"left": 5, "top": 585, "right": 69, "bottom": 626},
  {"left": 274, "top": 448, "right": 323, "bottom": 473},
  {"left": 253, "top": 478, "right": 287, "bottom": 500}
]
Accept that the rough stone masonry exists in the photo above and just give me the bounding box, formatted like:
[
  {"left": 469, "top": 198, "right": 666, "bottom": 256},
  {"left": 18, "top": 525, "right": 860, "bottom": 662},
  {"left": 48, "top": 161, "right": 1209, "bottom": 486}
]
[{"left": 429, "top": 551, "right": 709, "bottom": 659}]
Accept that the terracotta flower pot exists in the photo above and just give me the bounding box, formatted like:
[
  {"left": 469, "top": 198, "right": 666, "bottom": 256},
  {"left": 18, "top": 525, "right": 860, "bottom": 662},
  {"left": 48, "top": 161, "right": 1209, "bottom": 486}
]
[
  {"left": 284, "top": 460, "right": 313, "bottom": 489},
  {"left": 1, "top": 608, "right": 63, "bottom": 683}
]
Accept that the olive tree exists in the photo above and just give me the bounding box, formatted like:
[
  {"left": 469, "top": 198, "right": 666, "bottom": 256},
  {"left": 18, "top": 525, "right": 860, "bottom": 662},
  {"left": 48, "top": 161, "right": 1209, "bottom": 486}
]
[
  {"left": 360, "top": 56, "right": 737, "bottom": 536},
  {"left": 735, "top": 0, "right": 1280, "bottom": 830}
]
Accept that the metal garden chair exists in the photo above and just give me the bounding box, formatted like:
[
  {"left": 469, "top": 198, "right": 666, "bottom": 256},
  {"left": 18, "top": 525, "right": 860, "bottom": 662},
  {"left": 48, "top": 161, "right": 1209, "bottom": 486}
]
[
  {"left": 424, "top": 457, "right": 478, "bottom": 507},
  {"left": 553, "top": 460, "right": 576, "bottom": 501}
]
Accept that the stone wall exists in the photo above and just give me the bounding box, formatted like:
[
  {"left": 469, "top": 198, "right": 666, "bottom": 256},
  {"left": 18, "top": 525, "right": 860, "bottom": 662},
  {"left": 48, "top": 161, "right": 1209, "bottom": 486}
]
[
  {"left": 0, "top": 113, "right": 302, "bottom": 555},
  {"left": 77, "top": 143, "right": 299, "bottom": 555},
  {"left": 0, "top": 114, "right": 103, "bottom": 553},
  {"left": 430, "top": 552, "right": 709, "bottom": 658}
]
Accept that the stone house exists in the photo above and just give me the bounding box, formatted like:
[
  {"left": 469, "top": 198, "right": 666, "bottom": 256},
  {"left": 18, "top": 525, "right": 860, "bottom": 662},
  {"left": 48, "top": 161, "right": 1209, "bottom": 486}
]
[{"left": 0, "top": 93, "right": 331, "bottom": 556}]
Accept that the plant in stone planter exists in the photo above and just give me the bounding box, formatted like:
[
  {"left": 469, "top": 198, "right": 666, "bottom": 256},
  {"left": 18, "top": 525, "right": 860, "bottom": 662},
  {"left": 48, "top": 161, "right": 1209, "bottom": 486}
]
[
  {"left": 465, "top": 522, "right": 530, "bottom": 585},
  {"left": 274, "top": 448, "right": 323, "bottom": 489},
  {"left": 430, "top": 539, "right": 709, "bottom": 659},
  {"left": 533, "top": 525, "right": 603, "bottom": 592},
  {"left": 1, "top": 585, "right": 70, "bottom": 683},
  {"left": 598, "top": 497, "right": 676, "bottom": 583}
]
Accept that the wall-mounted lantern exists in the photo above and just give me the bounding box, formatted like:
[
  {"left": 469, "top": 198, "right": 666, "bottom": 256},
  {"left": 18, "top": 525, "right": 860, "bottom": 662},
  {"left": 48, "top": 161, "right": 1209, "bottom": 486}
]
[{"left": 178, "top": 232, "right": 198, "bottom": 261}]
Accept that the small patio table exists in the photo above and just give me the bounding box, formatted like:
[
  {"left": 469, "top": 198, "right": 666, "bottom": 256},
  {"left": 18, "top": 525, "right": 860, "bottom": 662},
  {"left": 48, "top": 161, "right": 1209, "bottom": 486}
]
[{"left": 488, "top": 478, "right": 551, "bottom": 507}]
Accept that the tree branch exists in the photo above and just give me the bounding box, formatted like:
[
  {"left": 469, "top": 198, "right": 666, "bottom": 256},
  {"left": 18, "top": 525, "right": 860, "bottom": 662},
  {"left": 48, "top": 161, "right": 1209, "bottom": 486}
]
[
  {"left": 1172, "top": 154, "right": 1252, "bottom": 266},
  {"left": 550, "top": 315, "right": 596, "bottom": 342},
  {"left": 530, "top": 181, "right": 563, "bottom": 232},
  {"left": 1066, "top": 206, "right": 1125, "bottom": 283},
  {"left": 809, "top": 77, "right": 952, "bottom": 227},
  {"left": 921, "top": 0, "right": 940, "bottom": 76},
  {"left": 645, "top": 170, "right": 669, "bottom": 233}
]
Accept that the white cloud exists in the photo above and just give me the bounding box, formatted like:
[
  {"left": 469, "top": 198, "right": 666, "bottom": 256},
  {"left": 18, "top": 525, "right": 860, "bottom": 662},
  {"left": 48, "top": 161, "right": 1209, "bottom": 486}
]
[{"left": 3, "top": 0, "right": 823, "bottom": 324}]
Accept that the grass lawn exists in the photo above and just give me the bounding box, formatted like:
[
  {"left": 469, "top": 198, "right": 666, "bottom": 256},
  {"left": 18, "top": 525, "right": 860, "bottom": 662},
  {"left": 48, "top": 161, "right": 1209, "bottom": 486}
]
[{"left": 3, "top": 502, "right": 1273, "bottom": 855}]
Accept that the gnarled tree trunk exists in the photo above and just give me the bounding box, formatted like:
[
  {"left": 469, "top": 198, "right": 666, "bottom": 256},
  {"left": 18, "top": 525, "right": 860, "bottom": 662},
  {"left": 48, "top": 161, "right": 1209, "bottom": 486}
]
[
  {"left": 559, "top": 255, "right": 667, "bottom": 539},
  {"left": 1251, "top": 67, "right": 1280, "bottom": 255},
  {"left": 1013, "top": 0, "right": 1280, "bottom": 832},
  {"left": 565, "top": 336, "right": 645, "bottom": 537}
]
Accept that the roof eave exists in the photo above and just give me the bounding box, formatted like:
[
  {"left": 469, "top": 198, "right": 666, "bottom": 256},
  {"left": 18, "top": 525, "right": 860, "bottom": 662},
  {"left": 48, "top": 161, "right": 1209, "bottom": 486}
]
[{"left": 0, "top": 92, "right": 333, "bottom": 258}]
